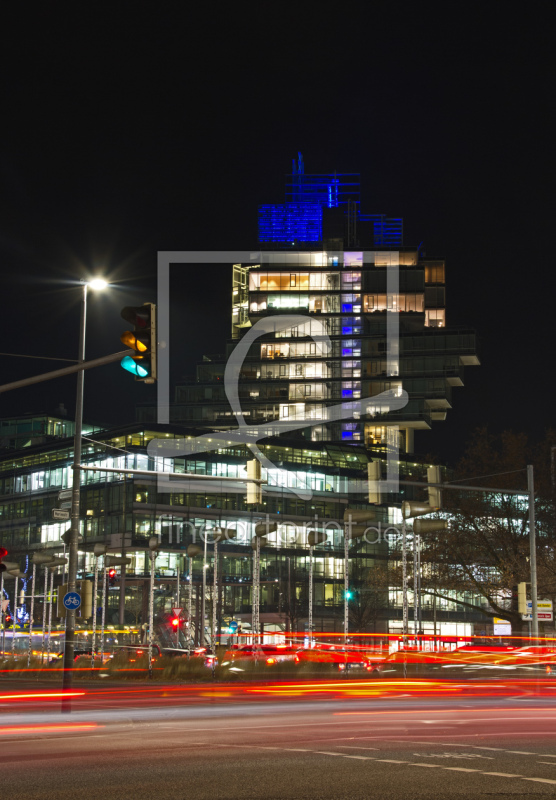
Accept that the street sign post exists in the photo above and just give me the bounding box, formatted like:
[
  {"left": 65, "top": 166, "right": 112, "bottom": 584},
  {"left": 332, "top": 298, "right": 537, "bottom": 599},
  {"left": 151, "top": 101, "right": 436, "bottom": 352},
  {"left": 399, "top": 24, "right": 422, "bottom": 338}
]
[
  {"left": 58, "top": 490, "right": 73, "bottom": 502},
  {"left": 52, "top": 509, "right": 70, "bottom": 520},
  {"left": 522, "top": 599, "right": 553, "bottom": 622},
  {"left": 63, "top": 592, "right": 81, "bottom": 611}
]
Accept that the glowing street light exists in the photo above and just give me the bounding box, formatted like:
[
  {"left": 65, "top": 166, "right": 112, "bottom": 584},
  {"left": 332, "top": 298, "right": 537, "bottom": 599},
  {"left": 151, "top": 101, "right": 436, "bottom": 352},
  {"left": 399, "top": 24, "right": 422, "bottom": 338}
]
[{"left": 62, "top": 276, "right": 109, "bottom": 708}]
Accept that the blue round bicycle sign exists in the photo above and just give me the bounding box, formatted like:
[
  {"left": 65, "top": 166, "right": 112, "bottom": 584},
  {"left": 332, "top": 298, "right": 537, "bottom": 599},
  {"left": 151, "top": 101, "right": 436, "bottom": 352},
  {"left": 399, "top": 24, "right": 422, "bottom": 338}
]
[{"left": 63, "top": 591, "right": 81, "bottom": 610}]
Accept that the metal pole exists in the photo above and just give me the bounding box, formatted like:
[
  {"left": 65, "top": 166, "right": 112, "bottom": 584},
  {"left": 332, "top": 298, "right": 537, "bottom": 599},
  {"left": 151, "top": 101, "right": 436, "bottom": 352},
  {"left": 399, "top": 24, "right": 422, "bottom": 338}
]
[
  {"left": 417, "top": 534, "right": 422, "bottom": 636},
  {"left": 91, "top": 556, "right": 99, "bottom": 668},
  {"left": 402, "top": 519, "right": 408, "bottom": 639},
  {"left": 12, "top": 576, "right": 18, "bottom": 658},
  {"left": 148, "top": 552, "right": 155, "bottom": 678},
  {"left": 413, "top": 533, "right": 418, "bottom": 638},
  {"left": 62, "top": 281, "right": 87, "bottom": 709},
  {"left": 27, "top": 564, "right": 36, "bottom": 666},
  {"left": 187, "top": 556, "right": 193, "bottom": 647},
  {"left": 528, "top": 464, "right": 538, "bottom": 640},
  {"left": 100, "top": 561, "right": 107, "bottom": 664},
  {"left": 41, "top": 566, "right": 48, "bottom": 664},
  {"left": 308, "top": 545, "right": 313, "bottom": 645},
  {"left": 46, "top": 571, "right": 54, "bottom": 664},
  {"left": 344, "top": 531, "right": 349, "bottom": 642},
  {"left": 201, "top": 535, "right": 207, "bottom": 647},
  {"left": 212, "top": 540, "right": 218, "bottom": 653},
  {"left": 118, "top": 473, "right": 127, "bottom": 626},
  {"left": 0, "top": 349, "right": 134, "bottom": 394},
  {"left": 176, "top": 554, "right": 181, "bottom": 647},
  {"left": 252, "top": 536, "right": 260, "bottom": 644},
  {"left": 0, "top": 572, "right": 4, "bottom": 657},
  {"left": 402, "top": 519, "right": 408, "bottom": 679}
]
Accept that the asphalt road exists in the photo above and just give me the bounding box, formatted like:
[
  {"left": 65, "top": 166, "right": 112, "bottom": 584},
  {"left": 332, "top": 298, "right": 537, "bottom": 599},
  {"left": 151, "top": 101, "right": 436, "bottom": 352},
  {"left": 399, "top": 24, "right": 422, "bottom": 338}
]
[{"left": 2, "top": 690, "right": 556, "bottom": 799}]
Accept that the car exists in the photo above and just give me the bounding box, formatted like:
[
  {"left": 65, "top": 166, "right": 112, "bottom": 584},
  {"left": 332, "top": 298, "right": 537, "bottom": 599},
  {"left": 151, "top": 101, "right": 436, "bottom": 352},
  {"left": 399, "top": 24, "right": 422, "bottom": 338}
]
[
  {"left": 220, "top": 644, "right": 299, "bottom": 672},
  {"left": 296, "top": 644, "right": 378, "bottom": 673},
  {"left": 161, "top": 646, "right": 217, "bottom": 669},
  {"left": 109, "top": 644, "right": 162, "bottom": 663}
]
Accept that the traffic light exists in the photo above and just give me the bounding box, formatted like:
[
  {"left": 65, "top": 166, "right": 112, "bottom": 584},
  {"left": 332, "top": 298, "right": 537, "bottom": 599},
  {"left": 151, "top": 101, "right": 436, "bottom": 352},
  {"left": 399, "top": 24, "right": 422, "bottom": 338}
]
[
  {"left": 246, "top": 459, "right": 263, "bottom": 504},
  {"left": 307, "top": 531, "right": 327, "bottom": 546},
  {"left": 401, "top": 501, "right": 432, "bottom": 519},
  {"left": 120, "top": 303, "right": 157, "bottom": 383},
  {"left": 413, "top": 518, "right": 448, "bottom": 534},
  {"left": 0, "top": 547, "right": 9, "bottom": 572},
  {"left": 344, "top": 589, "right": 354, "bottom": 600},
  {"left": 427, "top": 466, "right": 442, "bottom": 510},
  {"left": 171, "top": 615, "right": 182, "bottom": 629},
  {"left": 518, "top": 582, "right": 528, "bottom": 614},
  {"left": 108, "top": 568, "right": 117, "bottom": 587}
]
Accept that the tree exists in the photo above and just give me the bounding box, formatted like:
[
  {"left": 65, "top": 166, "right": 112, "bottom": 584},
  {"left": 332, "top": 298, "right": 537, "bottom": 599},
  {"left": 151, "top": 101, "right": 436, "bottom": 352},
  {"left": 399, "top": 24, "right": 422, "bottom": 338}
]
[
  {"left": 347, "top": 564, "right": 389, "bottom": 632},
  {"left": 280, "top": 557, "right": 309, "bottom": 633},
  {"left": 406, "top": 428, "right": 556, "bottom": 629}
]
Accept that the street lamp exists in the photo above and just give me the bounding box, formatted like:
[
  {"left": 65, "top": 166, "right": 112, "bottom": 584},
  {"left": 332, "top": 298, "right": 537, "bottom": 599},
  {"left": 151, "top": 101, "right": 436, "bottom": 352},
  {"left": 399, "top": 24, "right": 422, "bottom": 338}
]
[{"left": 62, "top": 277, "right": 108, "bottom": 709}]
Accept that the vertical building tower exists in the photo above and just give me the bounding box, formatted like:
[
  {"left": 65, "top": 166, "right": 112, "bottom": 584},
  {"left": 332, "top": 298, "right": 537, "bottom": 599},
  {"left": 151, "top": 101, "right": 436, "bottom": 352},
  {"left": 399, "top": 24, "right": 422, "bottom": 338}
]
[{"left": 230, "top": 247, "right": 478, "bottom": 453}]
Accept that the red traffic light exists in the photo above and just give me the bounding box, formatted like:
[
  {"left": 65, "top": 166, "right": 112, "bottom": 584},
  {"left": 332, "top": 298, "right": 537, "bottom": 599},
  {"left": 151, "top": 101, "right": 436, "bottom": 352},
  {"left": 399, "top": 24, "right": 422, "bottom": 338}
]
[
  {"left": 109, "top": 569, "right": 116, "bottom": 577},
  {"left": 0, "top": 546, "right": 9, "bottom": 573},
  {"left": 171, "top": 617, "right": 180, "bottom": 628}
]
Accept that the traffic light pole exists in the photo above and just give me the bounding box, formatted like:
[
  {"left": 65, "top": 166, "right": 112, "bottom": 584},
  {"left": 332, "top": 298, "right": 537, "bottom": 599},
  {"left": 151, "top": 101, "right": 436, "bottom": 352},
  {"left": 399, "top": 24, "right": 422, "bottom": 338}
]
[
  {"left": 0, "top": 349, "right": 134, "bottom": 395},
  {"left": 27, "top": 563, "right": 36, "bottom": 666},
  {"left": 212, "top": 540, "right": 218, "bottom": 655},
  {"left": 62, "top": 281, "right": 87, "bottom": 712},
  {"left": 187, "top": 556, "right": 193, "bottom": 646},
  {"left": 252, "top": 536, "right": 260, "bottom": 644},
  {"left": 308, "top": 545, "right": 313, "bottom": 645},
  {"left": 201, "top": 535, "right": 207, "bottom": 647},
  {"left": 402, "top": 520, "right": 408, "bottom": 639},
  {"left": 343, "top": 534, "right": 349, "bottom": 641},
  {"left": 528, "top": 465, "right": 539, "bottom": 639}
]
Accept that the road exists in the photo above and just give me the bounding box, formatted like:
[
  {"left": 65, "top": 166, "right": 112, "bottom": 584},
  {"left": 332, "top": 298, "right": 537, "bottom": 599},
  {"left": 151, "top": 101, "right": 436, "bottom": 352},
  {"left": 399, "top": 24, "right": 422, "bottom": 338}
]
[{"left": 2, "top": 683, "right": 556, "bottom": 799}]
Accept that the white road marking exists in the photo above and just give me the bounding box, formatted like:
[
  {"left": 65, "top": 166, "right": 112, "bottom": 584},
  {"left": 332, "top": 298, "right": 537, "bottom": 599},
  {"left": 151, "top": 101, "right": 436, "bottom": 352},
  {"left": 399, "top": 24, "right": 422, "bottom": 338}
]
[
  {"left": 208, "top": 741, "right": 556, "bottom": 787},
  {"left": 443, "top": 767, "right": 480, "bottom": 772},
  {"left": 335, "top": 745, "right": 380, "bottom": 751},
  {"left": 483, "top": 772, "right": 523, "bottom": 778}
]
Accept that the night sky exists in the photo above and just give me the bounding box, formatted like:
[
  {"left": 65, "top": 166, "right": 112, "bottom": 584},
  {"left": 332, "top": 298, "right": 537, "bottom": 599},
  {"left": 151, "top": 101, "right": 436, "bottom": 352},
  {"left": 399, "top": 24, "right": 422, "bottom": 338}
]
[{"left": 1, "top": 6, "right": 553, "bottom": 464}]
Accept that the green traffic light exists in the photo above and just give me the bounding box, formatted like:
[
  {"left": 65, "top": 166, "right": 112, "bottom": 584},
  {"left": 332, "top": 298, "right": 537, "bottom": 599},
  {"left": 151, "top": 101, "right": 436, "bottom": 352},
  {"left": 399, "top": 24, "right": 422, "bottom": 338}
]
[
  {"left": 345, "top": 590, "right": 353, "bottom": 599},
  {"left": 121, "top": 355, "right": 149, "bottom": 378}
]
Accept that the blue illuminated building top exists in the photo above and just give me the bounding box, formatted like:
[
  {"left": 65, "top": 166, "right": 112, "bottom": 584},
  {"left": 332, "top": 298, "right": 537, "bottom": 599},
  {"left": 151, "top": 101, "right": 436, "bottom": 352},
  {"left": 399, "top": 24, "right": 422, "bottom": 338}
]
[
  {"left": 258, "top": 203, "right": 322, "bottom": 245},
  {"left": 258, "top": 153, "right": 403, "bottom": 246}
]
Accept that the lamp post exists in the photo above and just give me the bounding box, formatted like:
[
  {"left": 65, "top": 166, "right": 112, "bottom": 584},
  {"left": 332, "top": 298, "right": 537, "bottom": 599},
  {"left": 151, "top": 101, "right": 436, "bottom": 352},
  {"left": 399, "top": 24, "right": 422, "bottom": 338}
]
[{"left": 62, "top": 278, "right": 108, "bottom": 710}]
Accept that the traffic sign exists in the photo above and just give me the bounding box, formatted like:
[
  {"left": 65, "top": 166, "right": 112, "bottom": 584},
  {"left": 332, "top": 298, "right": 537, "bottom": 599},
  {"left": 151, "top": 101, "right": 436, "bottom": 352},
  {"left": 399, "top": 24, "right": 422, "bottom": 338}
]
[
  {"left": 527, "top": 600, "right": 553, "bottom": 610},
  {"left": 172, "top": 608, "right": 182, "bottom": 617},
  {"left": 58, "top": 490, "right": 73, "bottom": 501},
  {"left": 52, "top": 509, "right": 70, "bottom": 520},
  {"left": 63, "top": 592, "right": 81, "bottom": 610},
  {"left": 522, "top": 599, "right": 553, "bottom": 622}
]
